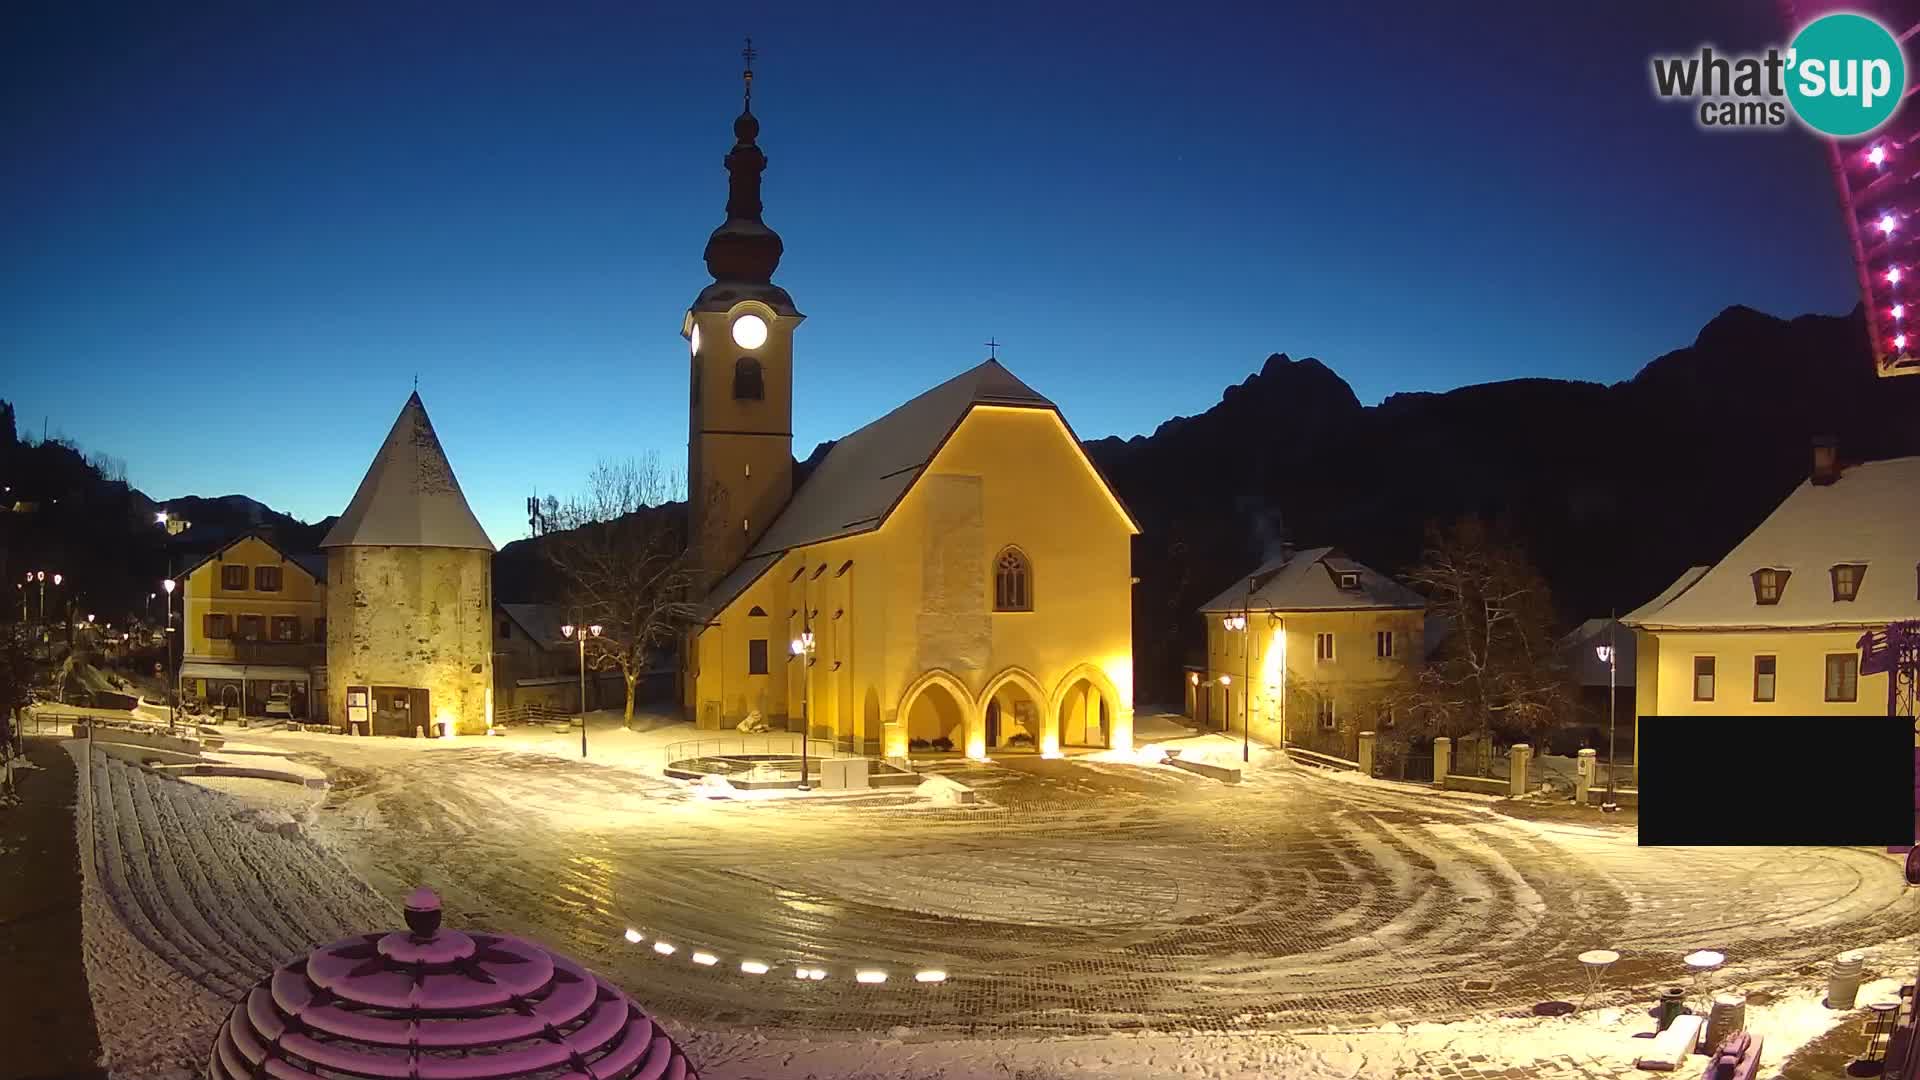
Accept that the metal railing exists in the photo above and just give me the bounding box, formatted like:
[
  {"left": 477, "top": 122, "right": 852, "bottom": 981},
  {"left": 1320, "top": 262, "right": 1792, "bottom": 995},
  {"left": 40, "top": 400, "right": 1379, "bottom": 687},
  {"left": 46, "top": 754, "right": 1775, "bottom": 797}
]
[{"left": 663, "top": 735, "right": 861, "bottom": 763}]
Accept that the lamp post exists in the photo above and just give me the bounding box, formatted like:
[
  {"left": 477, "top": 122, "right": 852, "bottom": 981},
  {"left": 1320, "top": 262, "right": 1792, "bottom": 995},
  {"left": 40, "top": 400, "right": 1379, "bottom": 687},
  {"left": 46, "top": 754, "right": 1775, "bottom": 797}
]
[
  {"left": 162, "top": 577, "right": 177, "bottom": 730},
  {"left": 561, "top": 621, "right": 602, "bottom": 759},
  {"left": 791, "top": 630, "right": 815, "bottom": 790},
  {"left": 1595, "top": 615, "right": 1618, "bottom": 813},
  {"left": 1224, "top": 611, "right": 1250, "bottom": 762}
]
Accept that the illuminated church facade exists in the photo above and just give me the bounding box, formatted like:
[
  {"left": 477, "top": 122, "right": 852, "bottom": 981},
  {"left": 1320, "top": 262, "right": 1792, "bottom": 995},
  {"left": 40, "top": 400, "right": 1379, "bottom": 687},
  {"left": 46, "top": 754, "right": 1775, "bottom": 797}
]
[{"left": 680, "top": 61, "right": 1138, "bottom": 759}]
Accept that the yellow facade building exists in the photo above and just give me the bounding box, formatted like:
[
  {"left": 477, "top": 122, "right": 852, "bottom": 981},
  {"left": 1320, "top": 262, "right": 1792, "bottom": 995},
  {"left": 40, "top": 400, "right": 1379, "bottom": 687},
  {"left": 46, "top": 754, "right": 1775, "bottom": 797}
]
[
  {"left": 176, "top": 533, "right": 327, "bottom": 719},
  {"left": 1192, "top": 547, "right": 1427, "bottom": 759},
  {"left": 680, "top": 85, "right": 1140, "bottom": 758},
  {"left": 1624, "top": 451, "right": 1920, "bottom": 755}
]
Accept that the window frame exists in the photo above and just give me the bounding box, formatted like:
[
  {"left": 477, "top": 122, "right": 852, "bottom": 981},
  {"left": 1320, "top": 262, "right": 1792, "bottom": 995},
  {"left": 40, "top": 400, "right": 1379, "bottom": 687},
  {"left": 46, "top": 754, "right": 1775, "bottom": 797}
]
[
  {"left": 1753, "top": 655, "right": 1776, "bottom": 703},
  {"left": 1315, "top": 632, "right": 1335, "bottom": 663},
  {"left": 221, "top": 564, "right": 248, "bottom": 591},
  {"left": 1692, "top": 655, "right": 1716, "bottom": 702},
  {"left": 236, "top": 614, "right": 264, "bottom": 641},
  {"left": 204, "top": 613, "right": 230, "bottom": 639},
  {"left": 254, "top": 565, "right": 283, "bottom": 592},
  {"left": 1751, "top": 567, "right": 1789, "bottom": 605},
  {"left": 1825, "top": 653, "right": 1859, "bottom": 703},
  {"left": 1317, "top": 695, "right": 1337, "bottom": 730},
  {"left": 1375, "top": 629, "right": 1394, "bottom": 659},
  {"left": 270, "top": 616, "right": 301, "bottom": 642},
  {"left": 993, "top": 546, "right": 1034, "bottom": 612},
  {"left": 747, "top": 638, "right": 769, "bottom": 676},
  {"left": 1830, "top": 563, "right": 1866, "bottom": 602},
  {"left": 732, "top": 356, "right": 765, "bottom": 400}
]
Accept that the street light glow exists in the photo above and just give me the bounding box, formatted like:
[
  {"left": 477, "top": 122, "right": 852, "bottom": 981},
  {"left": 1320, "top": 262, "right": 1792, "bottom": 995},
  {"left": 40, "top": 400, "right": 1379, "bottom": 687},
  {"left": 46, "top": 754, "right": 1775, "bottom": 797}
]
[
  {"left": 163, "top": 579, "right": 175, "bottom": 594},
  {"left": 855, "top": 970, "right": 888, "bottom": 984},
  {"left": 652, "top": 941, "right": 676, "bottom": 955},
  {"left": 692, "top": 952, "right": 718, "bottom": 966},
  {"left": 1594, "top": 644, "right": 1612, "bottom": 663},
  {"left": 623, "top": 928, "right": 643, "bottom": 943},
  {"left": 740, "top": 960, "right": 770, "bottom": 974}
]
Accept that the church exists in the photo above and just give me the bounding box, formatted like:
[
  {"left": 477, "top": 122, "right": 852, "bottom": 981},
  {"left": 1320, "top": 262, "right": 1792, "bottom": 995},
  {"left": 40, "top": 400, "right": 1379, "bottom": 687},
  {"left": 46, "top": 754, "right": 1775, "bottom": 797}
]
[{"left": 680, "top": 59, "right": 1139, "bottom": 759}]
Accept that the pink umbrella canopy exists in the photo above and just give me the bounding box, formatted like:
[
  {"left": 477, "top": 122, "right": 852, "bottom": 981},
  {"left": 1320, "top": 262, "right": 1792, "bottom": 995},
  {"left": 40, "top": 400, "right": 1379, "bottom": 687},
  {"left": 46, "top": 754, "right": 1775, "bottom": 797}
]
[{"left": 209, "top": 888, "right": 698, "bottom": 1080}]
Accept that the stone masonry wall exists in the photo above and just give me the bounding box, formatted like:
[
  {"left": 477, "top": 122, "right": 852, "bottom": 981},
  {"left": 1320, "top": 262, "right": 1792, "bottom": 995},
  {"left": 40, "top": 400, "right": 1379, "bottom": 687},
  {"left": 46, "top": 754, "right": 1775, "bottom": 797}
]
[{"left": 325, "top": 545, "right": 493, "bottom": 734}]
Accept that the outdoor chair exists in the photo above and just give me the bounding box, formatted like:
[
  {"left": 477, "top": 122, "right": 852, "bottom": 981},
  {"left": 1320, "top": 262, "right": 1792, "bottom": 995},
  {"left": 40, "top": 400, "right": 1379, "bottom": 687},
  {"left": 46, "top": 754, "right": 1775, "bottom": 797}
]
[{"left": 1700, "top": 1030, "right": 1762, "bottom": 1080}]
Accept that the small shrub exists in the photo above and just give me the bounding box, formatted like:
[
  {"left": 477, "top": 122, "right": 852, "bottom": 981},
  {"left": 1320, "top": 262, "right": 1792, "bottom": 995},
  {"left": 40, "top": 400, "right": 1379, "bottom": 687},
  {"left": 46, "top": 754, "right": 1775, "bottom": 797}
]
[
  {"left": 909, "top": 738, "right": 931, "bottom": 751},
  {"left": 1006, "top": 732, "right": 1035, "bottom": 748},
  {"left": 931, "top": 737, "right": 954, "bottom": 752}
]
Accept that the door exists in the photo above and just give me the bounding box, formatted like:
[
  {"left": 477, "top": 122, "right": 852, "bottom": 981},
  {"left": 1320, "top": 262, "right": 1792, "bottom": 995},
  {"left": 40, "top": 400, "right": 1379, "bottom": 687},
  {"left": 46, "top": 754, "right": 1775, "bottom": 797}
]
[
  {"left": 410, "top": 688, "right": 432, "bottom": 736},
  {"left": 984, "top": 700, "right": 1001, "bottom": 748},
  {"left": 372, "top": 686, "right": 413, "bottom": 737}
]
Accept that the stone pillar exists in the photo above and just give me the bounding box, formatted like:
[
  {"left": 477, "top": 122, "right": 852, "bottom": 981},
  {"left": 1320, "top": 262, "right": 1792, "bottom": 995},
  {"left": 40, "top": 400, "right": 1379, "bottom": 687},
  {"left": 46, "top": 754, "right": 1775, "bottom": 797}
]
[
  {"left": 1575, "top": 748, "right": 1597, "bottom": 806},
  {"left": 1357, "top": 730, "right": 1375, "bottom": 777},
  {"left": 1112, "top": 707, "right": 1134, "bottom": 754},
  {"left": 1509, "top": 743, "right": 1531, "bottom": 798},
  {"left": 883, "top": 721, "right": 909, "bottom": 762},
  {"left": 1040, "top": 694, "right": 1063, "bottom": 758},
  {"left": 1433, "top": 736, "right": 1452, "bottom": 786}
]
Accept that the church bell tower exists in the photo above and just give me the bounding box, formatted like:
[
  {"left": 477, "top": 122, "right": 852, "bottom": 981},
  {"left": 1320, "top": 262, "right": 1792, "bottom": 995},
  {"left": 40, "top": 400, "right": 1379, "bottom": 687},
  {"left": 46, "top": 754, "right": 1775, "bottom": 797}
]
[{"left": 685, "top": 40, "right": 802, "bottom": 587}]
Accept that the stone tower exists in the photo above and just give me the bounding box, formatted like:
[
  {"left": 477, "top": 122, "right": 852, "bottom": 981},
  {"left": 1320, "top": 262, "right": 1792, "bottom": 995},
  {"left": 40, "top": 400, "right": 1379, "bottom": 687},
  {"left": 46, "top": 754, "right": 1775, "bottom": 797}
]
[
  {"left": 321, "top": 393, "right": 495, "bottom": 736},
  {"left": 685, "top": 48, "right": 803, "bottom": 587}
]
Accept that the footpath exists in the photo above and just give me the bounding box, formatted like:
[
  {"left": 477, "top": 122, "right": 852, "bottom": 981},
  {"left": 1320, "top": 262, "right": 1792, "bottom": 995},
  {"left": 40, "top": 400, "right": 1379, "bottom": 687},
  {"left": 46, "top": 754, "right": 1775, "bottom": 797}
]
[{"left": 0, "top": 737, "right": 107, "bottom": 1080}]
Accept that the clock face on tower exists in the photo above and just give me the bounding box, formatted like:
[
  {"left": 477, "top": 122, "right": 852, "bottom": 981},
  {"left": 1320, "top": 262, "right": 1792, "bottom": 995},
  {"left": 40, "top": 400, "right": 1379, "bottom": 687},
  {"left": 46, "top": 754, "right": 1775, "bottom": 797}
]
[{"left": 731, "top": 313, "right": 768, "bottom": 350}]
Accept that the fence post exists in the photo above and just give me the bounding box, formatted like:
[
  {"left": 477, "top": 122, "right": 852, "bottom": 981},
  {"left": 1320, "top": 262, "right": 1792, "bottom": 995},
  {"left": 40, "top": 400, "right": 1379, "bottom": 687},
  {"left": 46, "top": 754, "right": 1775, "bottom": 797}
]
[
  {"left": 1509, "top": 743, "right": 1531, "bottom": 798},
  {"left": 1357, "top": 731, "right": 1376, "bottom": 777},
  {"left": 1576, "top": 748, "right": 1597, "bottom": 806},
  {"left": 1433, "top": 737, "right": 1452, "bottom": 788}
]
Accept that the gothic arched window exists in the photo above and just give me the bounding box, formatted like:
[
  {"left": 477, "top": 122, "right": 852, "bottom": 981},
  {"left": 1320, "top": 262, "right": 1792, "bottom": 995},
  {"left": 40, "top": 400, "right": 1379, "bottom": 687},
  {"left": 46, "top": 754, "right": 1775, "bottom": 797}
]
[
  {"left": 994, "top": 547, "right": 1032, "bottom": 612},
  {"left": 733, "top": 356, "right": 764, "bottom": 400}
]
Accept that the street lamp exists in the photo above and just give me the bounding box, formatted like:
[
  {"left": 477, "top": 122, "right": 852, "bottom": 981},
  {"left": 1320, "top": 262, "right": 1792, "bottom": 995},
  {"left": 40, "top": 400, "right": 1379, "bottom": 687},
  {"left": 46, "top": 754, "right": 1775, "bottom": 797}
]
[
  {"left": 1594, "top": 614, "right": 1618, "bottom": 813},
  {"left": 162, "top": 578, "right": 177, "bottom": 730},
  {"left": 560, "top": 622, "right": 602, "bottom": 759},
  {"left": 791, "top": 630, "right": 816, "bottom": 790}
]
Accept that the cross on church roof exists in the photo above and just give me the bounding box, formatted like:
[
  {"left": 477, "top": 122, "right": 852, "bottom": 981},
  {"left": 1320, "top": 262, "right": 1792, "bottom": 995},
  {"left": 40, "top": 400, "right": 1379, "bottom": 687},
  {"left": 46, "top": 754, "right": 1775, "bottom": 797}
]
[
  {"left": 985, "top": 337, "right": 1001, "bottom": 360},
  {"left": 741, "top": 36, "right": 756, "bottom": 109}
]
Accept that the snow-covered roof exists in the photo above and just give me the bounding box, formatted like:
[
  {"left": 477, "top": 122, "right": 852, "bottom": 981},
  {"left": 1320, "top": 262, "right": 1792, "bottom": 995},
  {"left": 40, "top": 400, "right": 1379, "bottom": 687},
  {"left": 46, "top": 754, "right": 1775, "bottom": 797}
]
[
  {"left": 1623, "top": 455, "right": 1920, "bottom": 630},
  {"left": 176, "top": 531, "right": 325, "bottom": 585},
  {"left": 1197, "top": 547, "right": 1427, "bottom": 614},
  {"left": 497, "top": 603, "right": 569, "bottom": 647},
  {"left": 1558, "top": 617, "right": 1636, "bottom": 687},
  {"left": 321, "top": 393, "right": 494, "bottom": 552},
  {"left": 698, "top": 359, "right": 1138, "bottom": 619}
]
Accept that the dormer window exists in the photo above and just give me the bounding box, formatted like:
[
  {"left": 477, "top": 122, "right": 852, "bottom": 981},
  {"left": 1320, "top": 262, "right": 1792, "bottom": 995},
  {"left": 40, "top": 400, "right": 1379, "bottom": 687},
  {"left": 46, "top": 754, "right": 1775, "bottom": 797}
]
[
  {"left": 1337, "top": 572, "right": 1360, "bottom": 590},
  {"left": 1830, "top": 563, "right": 1866, "bottom": 602},
  {"left": 1751, "top": 568, "right": 1790, "bottom": 605}
]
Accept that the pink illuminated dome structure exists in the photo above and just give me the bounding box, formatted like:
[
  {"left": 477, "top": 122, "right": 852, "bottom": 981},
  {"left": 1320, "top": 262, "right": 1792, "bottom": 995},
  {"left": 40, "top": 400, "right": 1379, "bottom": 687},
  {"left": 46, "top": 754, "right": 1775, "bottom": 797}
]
[{"left": 209, "top": 888, "right": 699, "bottom": 1080}]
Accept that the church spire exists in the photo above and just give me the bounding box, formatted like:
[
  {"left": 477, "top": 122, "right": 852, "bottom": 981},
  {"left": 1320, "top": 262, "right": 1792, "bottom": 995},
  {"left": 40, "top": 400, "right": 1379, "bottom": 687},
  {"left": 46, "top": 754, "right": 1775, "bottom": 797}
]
[{"left": 703, "top": 37, "right": 783, "bottom": 286}]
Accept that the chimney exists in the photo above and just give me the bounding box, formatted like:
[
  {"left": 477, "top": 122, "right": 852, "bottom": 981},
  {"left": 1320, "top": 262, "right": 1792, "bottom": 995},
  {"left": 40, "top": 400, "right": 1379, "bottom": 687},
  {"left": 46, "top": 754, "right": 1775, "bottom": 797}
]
[{"left": 1811, "top": 435, "right": 1840, "bottom": 486}]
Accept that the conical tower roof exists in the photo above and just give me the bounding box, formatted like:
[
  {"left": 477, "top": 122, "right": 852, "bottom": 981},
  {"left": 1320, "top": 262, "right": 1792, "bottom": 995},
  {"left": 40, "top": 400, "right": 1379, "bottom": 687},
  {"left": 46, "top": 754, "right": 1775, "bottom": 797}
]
[{"left": 320, "top": 393, "right": 494, "bottom": 551}]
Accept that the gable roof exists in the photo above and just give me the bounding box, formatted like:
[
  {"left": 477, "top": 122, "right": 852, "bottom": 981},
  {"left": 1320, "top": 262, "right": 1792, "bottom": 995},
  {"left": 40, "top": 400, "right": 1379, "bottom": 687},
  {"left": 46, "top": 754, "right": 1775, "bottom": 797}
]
[
  {"left": 497, "top": 603, "right": 569, "bottom": 648},
  {"left": 321, "top": 393, "right": 494, "bottom": 551},
  {"left": 176, "top": 531, "right": 325, "bottom": 586},
  {"left": 1623, "top": 455, "right": 1920, "bottom": 629},
  {"left": 1198, "top": 547, "right": 1427, "bottom": 614},
  {"left": 699, "top": 359, "right": 1138, "bottom": 618}
]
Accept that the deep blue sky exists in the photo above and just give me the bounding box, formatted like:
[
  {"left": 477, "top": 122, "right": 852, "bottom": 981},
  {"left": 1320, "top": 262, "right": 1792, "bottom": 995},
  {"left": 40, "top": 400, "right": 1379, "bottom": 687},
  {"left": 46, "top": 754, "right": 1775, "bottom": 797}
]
[{"left": 2, "top": 2, "right": 1860, "bottom": 547}]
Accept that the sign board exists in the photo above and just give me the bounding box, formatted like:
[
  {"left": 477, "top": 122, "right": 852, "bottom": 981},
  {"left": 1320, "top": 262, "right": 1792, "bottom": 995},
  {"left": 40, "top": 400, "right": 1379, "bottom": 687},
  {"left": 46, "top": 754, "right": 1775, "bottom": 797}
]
[{"left": 346, "top": 688, "right": 369, "bottom": 731}]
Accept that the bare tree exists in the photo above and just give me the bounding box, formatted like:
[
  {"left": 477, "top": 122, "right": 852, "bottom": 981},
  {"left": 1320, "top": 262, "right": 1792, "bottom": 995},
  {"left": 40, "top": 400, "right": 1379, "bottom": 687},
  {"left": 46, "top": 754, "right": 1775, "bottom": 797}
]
[
  {"left": 1390, "top": 517, "right": 1571, "bottom": 769},
  {"left": 542, "top": 457, "right": 700, "bottom": 724}
]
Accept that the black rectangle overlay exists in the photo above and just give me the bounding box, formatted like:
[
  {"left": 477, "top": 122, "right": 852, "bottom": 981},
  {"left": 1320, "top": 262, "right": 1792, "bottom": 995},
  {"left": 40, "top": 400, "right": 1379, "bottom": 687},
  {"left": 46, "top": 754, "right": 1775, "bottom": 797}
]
[{"left": 1637, "top": 715, "right": 1914, "bottom": 846}]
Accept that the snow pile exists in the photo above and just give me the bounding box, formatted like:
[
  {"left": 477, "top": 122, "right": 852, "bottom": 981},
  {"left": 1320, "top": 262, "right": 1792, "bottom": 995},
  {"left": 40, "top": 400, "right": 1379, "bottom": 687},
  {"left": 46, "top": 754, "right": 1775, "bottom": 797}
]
[
  {"left": 736, "top": 711, "right": 772, "bottom": 734},
  {"left": 915, "top": 774, "right": 976, "bottom": 805},
  {"left": 698, "top": 773, "right": 739, "bottom": 798}
]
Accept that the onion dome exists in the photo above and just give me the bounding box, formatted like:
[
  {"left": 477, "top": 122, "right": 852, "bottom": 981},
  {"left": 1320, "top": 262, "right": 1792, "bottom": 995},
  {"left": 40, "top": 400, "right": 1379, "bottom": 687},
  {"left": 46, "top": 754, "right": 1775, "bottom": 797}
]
[
  {"left": 695, "top": 41, "right": 797, "bottom": 316},
  {"left": 208, "top": 888, "right": 699, "bottom": 1080}
]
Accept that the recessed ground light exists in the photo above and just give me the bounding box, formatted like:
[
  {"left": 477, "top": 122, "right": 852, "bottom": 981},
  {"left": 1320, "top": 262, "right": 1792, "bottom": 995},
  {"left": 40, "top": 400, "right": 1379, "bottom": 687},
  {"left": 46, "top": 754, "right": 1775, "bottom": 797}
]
[
  {"left": 653, "top": 941, "right": 676, "bottom": 956},
  {"left": 692, "top": 952, "right": 718, "bottom": 966},
  {"left": 914, "top": 970, "right": 947, "bottom": 983},
  {"left": 623, "top": 928, "right": 642, "bottom": 944},
  {"left": 856, "top": 970, "right": 887, "bottom": 984},
  {"left": 740, "top": 961, "right": 769, "bottom": 975}
]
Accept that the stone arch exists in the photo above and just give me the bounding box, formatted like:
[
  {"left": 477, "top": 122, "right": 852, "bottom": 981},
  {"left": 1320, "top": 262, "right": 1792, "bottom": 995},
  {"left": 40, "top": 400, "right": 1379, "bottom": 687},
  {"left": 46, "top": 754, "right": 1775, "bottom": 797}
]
[
  {"left": 1051, "top": 663, "right": 1128, "bottom": 752},
  {"left": 979, "top": 666, "right": 1050, "bottom": 754},
  {"left": 898, "top": 668, "right": 977, "bottom": 755}
]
